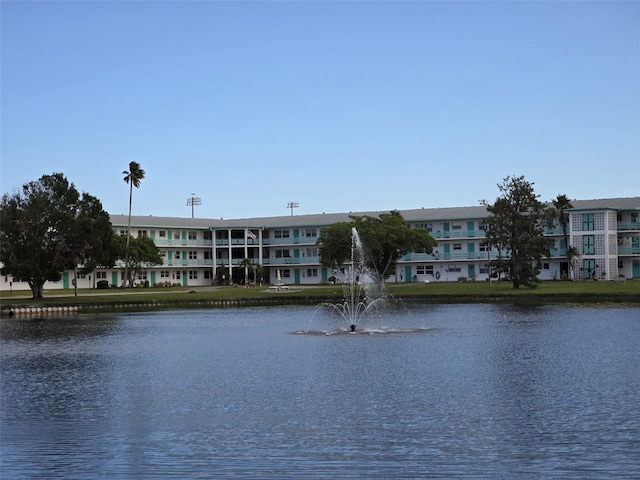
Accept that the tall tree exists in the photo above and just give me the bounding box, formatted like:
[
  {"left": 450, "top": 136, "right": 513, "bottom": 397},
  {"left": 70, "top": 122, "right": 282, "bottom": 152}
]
[
  {"left": 65, "top": 192, "right": 117, "bottom": 296},
  {"left": 318, "top": 210, "right": 437, "bottom": 288},
  {"left": 484, "top": 175, "right": 551, "bottom": 288},
  {"left": 112, "top": 235, "right": 162, "bottom": 286},
  {"left": 122, "top": 161, "right": 145, "bottom": 287},
  {"left": 0, "top": 173, "right": 113, "bottom": 299},
  {"left": 552, "top": 194, "right": 575, "bottom": 279},
  {"left": 316, "top": 222, "right": 355, "bottom": 270}
]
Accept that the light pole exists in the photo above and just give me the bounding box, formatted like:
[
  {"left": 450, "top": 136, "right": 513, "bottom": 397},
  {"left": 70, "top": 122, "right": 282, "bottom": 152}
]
[
  {"left": 287, "top": 202, "right": 299, "bottom": 216},
  {"left": 187, "top": 194, "right": 202, "bottom": 218}
]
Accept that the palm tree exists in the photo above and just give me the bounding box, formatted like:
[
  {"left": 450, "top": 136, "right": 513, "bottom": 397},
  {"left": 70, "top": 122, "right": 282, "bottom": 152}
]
[
  {"left": 239, "top": 257, "right": 256, "bottom": 286},
  {"left": 122, "top": 161, "right": 145, "bottom": 287},
  {"left": 553, "top": 194, "right": 573, "bottom": 279}
]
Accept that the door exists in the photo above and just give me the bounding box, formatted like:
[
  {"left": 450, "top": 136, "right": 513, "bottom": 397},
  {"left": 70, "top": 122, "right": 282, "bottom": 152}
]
[
  {"left": 583, "top": 259, "right": 595, "bottom": 280},
  {"left": 467, "top": 221, "right": 475, "bottom": 237},
  {"left": 405, "top": 266, "right": 412, "bottom": 283}
]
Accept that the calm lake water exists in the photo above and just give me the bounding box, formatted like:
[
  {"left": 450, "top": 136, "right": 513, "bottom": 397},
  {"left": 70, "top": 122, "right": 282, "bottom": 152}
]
[{"left": 1, "top": 304, "right": 639, "bottom": 479}]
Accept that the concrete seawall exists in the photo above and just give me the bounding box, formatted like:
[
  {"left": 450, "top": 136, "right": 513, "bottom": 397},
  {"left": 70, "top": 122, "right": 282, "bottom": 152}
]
[{"left": 2, "top": 305, "right": 79, "bottom": 316}]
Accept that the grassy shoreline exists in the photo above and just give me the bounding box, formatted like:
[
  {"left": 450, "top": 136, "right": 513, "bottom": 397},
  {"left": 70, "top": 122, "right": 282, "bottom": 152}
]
[{"left": 1, "top": 280, "right": 638, "bottom": 313}]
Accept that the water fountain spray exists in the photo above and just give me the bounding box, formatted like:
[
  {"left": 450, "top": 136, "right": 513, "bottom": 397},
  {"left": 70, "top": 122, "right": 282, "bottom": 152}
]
[{"left": 323, "top": 228, "right": 384, "bottom": 331}]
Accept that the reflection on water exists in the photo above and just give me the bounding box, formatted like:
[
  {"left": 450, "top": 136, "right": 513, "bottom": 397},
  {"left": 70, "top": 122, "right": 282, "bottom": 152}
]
[{"left": 1, "top": 305, "right": 639, "bottom": 478}]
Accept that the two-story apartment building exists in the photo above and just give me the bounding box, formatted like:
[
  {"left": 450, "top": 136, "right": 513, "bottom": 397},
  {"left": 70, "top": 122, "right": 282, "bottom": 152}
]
[{"left": 2, "top": 197, "right": 638, "bottom": 292}]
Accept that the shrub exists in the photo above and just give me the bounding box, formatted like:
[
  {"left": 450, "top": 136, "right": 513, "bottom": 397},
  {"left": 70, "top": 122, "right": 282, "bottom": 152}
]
[{"left": 96, "top": 280, "right": 109, "bottom": 289}]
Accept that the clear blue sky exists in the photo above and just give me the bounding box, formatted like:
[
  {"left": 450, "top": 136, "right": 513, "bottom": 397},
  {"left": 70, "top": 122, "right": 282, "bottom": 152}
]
[{"left": 2, "top": 1, "right": 639, "bottom": 219}]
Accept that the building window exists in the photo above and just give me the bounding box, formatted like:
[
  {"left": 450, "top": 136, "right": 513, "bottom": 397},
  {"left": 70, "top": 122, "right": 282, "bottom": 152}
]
[
  {"left": 305, "top": 247, "right": 318, "bottom": 257},
  {"left": 416, "top": 265, "right": 434, "bottom": 275},
  {"left": 582, "top": 213, "right": 595, "bottom": 231},
  {"left": 159, "top": 230, "right": 166, "bottom": 238},
  {"left": 447, "top": 265, "right": 461, "bottom": 272},
  {"left": 282, "top": 269, "right": 291, "bottom": 278},
  {"left": 453, "top": 243, "right": 462, "bottom": 251},
  {"left": 160, "top": 271, "right": 170, "bottom": 278},
  {"left": 189, "top": 271, "right": 198, "bottom": 280},
  {"left": 583, "top": 235, "right": 595, "bottom": 255},
  {"left": 175, "top": 251, "right": 181, "bottom": 260},
  {"left": 274, "top": 230, "right": 290, "bottom": 239},
  {"left": 204, "top": 231, "right": 213, "bottom": 240},
  {"left": 120, "top": 229, "right": 127, "bottom": 236},
  {"left": 204, "top": 251, "right": 212, "bottom": 260},
  {"left": 204, "top": 270, "right": 213, "bottom": 279},
  {"left": 96, "top": 271, "right": 107, "bottom": 279},
  {"left": 306, "top": 268, "right": 318, "bottom": 277},
  {"left": 137, "top": 230, "right": 148, "bottom": 237},
  {"left": 452, "top": 223, "right": 462, "bottom": 230},
  {"left": 188, "top": 251, "right": 197, "bottom": 260},
  {"left": 478, "top": 222, "right": 486, "bottom": 231},
  {"left": 543, "top": 263, "right": 550, "bottom": 270},
  {"left": 174, "top": 231, "right": 181, "bottom": 240},
  {"left": 275, "top": 249, "right": 291, "bottom": 258},
  {"left": 303, "top": 228, "right": 317, "bottom": 237},
  {"left": 479, "top": 264, "right": 490, "bottom": 274},
  {"left": 188, "top": 231, "right": 197, "bottom": 240},
  {"left": 413, "top": 223, "right": 433, "bottom": 232}
]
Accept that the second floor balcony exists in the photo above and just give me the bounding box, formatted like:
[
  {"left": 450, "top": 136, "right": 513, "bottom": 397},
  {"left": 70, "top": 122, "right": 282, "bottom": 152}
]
[{"left": 618, "top": 222, "right": 640, "bottom": 232}]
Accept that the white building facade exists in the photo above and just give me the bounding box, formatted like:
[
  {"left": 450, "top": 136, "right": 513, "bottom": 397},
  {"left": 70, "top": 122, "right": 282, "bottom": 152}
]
[{"left": 2, "top": 197, "right": 639, "bottom": 292}]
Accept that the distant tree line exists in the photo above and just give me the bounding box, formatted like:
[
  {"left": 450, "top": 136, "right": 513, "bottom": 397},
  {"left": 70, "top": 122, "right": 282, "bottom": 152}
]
[{"left": 1, "top": 169, "right": 576, "bottom": 299}]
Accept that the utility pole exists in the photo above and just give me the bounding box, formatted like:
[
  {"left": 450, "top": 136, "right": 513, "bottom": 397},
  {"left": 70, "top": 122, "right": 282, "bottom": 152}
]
[{"left": 187, "top": 194, "right": 202, "bottom": 218}]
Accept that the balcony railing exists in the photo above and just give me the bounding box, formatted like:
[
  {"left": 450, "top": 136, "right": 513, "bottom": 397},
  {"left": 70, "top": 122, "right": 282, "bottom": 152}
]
[
  {"left": 266, "top": 256, "right": 320, "bottom": 265},
  {"left": 618, "top": 223, "right": 640, "bottom": 231},
  {"left": 155, "top": 239, "right": 212, "bottom": 247},
  {"left": 215, "top": 259, "right": 262, "bottom": 266},
  {"left": 164, "top": 259, "right": 213, "bottom": 267},
  {"left": 215, "top": 239, "right": 261, "bottom": 246},
  {"left": 431, "top": 230, "right": 486, "bottom": 239},
  {"left": 544, "top": 226, "right": 565, "bottom": 235},
  {"left": 403, "top": 252, "right": 498, "bottom": 261},
  {"left": 261, "top": 237, "right": 318, "bottom": 245}
]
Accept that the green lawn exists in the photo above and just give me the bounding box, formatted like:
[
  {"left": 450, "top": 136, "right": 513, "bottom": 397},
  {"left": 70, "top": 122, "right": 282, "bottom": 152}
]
[{"left": 1, "top": 279, "right": 638, "bottom": 309}]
